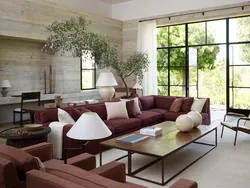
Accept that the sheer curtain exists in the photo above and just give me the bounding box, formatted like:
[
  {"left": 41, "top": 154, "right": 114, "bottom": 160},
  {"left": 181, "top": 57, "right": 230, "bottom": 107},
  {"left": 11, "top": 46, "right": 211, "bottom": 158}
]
[{"left": 137, "top": 20, "right": 157, "bottom": 96}]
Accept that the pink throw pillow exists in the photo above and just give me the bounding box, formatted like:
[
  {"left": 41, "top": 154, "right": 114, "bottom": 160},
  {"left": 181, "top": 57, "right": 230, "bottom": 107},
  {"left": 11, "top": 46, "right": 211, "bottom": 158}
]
[{"left": 170, "top": 98, "right": 184, "bottom": 112}]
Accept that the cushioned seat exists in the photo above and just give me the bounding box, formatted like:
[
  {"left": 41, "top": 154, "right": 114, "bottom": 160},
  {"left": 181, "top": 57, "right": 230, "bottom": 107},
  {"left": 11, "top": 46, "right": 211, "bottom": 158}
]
[
  {"left": 164, "top": 112, "right": 186, "bottom": 121},
  {"left": 148, "top": 108, "right": 168, "bottom": 114},
  {"left": 104, "top": 118, "right": 142, "bottom": 134},
  {"left": 136, "top": 111, "right": 164, "bottom": 126}
]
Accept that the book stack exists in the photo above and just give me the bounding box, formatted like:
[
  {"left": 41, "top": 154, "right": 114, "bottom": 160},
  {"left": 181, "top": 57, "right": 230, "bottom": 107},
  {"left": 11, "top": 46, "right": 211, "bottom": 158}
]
[
  {"left": 140, "top": 126, "right": 163, "bottom": 136},
  {"left": 116, "top": 134, "right": 149, "bottom": 145}
]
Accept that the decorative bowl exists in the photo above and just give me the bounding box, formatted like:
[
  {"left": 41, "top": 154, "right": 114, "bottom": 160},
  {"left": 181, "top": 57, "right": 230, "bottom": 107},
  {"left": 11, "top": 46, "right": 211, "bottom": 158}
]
[{"left": 23, "top": 124, "right": 43, "bottom": 131}]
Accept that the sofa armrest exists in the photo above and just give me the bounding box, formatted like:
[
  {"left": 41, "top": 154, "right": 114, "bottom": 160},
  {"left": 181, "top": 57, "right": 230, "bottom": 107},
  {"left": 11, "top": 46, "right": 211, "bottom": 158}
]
[
  {"left": 21, "top": 142, "right": 53, "bottom": 162},
  {"left": 169, "top": 179, "right": 198, "bottom": 188},
  {"left": 90, "top": 161, "right": 126, "bottom": 183},
  {"left": 67, "top": 153, "right": 96, "bottom": 171},
  {"left": 0, "top": 157, "right": 20, "bottom": 188},
  {"left": 26, "top": 170, "right": 83, "bottom": 188}
]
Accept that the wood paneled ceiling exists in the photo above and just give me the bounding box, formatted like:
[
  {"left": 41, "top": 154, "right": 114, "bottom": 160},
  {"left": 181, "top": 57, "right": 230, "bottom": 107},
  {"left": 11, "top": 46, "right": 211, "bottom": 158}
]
[{"left": 100, "top": 0, "right": 132, "bottom": 4}]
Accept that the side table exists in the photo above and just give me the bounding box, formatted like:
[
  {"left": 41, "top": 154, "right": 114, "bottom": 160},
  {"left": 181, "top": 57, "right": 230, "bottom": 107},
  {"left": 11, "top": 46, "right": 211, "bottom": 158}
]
[{"left": 0, "top": 126, "right": 51, "bottom": 148}]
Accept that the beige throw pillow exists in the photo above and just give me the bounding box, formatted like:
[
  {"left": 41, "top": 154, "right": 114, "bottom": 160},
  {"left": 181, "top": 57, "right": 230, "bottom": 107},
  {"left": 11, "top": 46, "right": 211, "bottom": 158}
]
[
  {"left": 105, "top": 101, "right": 129, "bottom": 120},
  {"left": 121, "top": 97, "right": 142, "bottom": 115},
  {"left": 58, "top": 108, "right": 75, "bottom": 124},
  {"left": 191, "top": 98, "right": 207, "bottom": 113}
]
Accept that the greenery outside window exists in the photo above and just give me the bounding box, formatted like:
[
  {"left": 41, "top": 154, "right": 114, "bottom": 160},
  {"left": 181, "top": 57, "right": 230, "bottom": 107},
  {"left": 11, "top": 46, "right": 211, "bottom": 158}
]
[{"left": 81, "top": 50, "right": 96, "bottom": 90}]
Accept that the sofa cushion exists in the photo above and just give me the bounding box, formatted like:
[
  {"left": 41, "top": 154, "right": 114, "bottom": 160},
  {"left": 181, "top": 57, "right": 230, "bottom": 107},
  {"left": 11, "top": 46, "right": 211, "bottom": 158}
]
[
  {"left": 181, "top": 98, "right": 194, "bottom": 112},
  {"left": 105, "top": 101, "right": 129, "bottom": 120},
  {"left": 0, "top": 145, "right": 39, "bottom": 180},
  {"left": 139, "top": 96, "right": 155, "bottom": 110},
  {"left": 85, "top": 104, "right": 107, "bottom": 120},
  {"left": 164, "top": 112, "right": 186, "bottom": 121},
  {"left": 170, "top": 98, "right": 184, "bottom": 112},
  {"left": 191, "top": 98, "right": 207, "bottom": 113},
  {"left": 136, "top": 111, "right": 164, "bottom": 126},
  {"left": 148, "top": 108, "right": 168, "bottom": 114},
  {"left": 44, "top": 159, "right": 126, "bottom": 188},
  {"left": 58, "top": 108, "right": 75, "bottom": 124},
  {"left": 39, "top": 110, "right": 58, "bottom": 123},
  {"left": 69, "top": 108, "right": 90, "bottom": 121},
  {"left": 154, "top": 96, "right": 176, "bottom": 110},
  {"left": 104, "top": 118, "right": 142, "bottom": 134},
  {"left": 126, "top": 100, "right": 137, "bottom": 118}
]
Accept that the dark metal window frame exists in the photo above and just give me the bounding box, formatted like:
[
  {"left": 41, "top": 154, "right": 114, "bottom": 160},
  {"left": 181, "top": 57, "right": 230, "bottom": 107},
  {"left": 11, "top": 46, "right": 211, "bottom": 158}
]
[
  {"left": 157, "top": 15, "right": 250, "bottom": 114},
  {"left": 80, "top": 56, "right": 96, "bottom": 90}
]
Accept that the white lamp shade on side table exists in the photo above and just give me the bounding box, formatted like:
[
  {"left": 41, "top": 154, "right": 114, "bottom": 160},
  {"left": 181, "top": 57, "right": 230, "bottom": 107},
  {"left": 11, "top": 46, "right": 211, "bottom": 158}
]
[
  {"left": 96, "top": 72, "right": 118, "bottom": 101},
  {"left": 67, "top": 112, "right": 112, "bottom": 140},
  {"left": 133, "top": 83, "right": 143, "bottom": 89},
  {"left": 0, "top": 80, "right": 11, "bottom": 88}
]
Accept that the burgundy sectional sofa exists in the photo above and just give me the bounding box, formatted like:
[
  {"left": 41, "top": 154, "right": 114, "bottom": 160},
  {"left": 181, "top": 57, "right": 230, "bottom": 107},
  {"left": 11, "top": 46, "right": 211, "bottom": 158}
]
[{"left": 34, "top": 95, "right": 210, "bottom": 156}]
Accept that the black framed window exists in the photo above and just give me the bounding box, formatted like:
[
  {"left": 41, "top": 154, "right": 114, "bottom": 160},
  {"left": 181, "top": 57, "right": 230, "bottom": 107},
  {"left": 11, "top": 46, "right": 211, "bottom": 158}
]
[
  {"left": 157, "top": 15, "right": 250, "bottom": 115},
  {"left": 81, "top": 51, "right": 96, "bottom": 90}
]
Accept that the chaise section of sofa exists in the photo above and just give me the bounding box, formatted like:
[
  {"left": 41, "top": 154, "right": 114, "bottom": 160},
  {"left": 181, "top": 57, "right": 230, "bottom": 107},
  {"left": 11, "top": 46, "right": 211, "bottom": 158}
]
[{"left": 34, "top": 95, "right": 210, "bottom": 156}]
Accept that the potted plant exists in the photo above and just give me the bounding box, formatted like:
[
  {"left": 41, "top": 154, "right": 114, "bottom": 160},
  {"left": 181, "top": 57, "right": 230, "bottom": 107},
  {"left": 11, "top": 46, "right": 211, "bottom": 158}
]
[
  {"left": 42, "top": 16, "right": 110, "bottom": 67},
  {"left": 98, "top": 47, "right": 150, "bottom": 97}
]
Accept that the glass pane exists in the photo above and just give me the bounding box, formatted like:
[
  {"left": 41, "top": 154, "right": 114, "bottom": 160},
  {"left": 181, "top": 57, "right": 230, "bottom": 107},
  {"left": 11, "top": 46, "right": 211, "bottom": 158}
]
[
  {"left": 157, "top": 27, "right": 168, "bottom": 47},
  {"left": 207, "top": 20, "right": 226, "bottom": 44},
  {"left": 82, "top": 50, "right": 95, "bottom": 69},
  {"left": 158, "top": 86, "right": 168, "bottom": 96},
  {"left": 229, "top": 17, "right": 250, "bottom": 43},
  {"left": 229, "top": 44, "right": 250, "bottom": 65},
  {"left": 169, "top": 25, "right": 185, "bottom": 47},
  {"left": 229, "top": 66, "right": 250, "bottom": 87},
  {"left": 81, "top": 70, "right": 95, "bottom": 89},
  {"left": 198, "top": 45, "right": 226, "bottom": 106},
  {"left": 170, "top": 86, "right": 185, "bottom": 96},
  {"left": 157, "top": 67, "right": 168, "bottom": 86},
  {"left": 189, "top": 67, "right": 197, "bottom": 86},
  {"left": 230, "top": 88, "right": 250, "bottom": 109},
  {"left": 169, "top": 68, "right": 186, "bottom": 85},
  {"left": 157, "top": 49, "right": 168, "bottom": 67},
  {"left": 188, "top": 22, "right": 205, "bottom": 45},
  {"left": 197, "top": 45, "right": 220, "bottom": 69},
  {"left": 189, "top": 86, "right": 197, "bottom": 97},
  {"left": 170, "top": 48, "right": 186, "bottom": 67}
]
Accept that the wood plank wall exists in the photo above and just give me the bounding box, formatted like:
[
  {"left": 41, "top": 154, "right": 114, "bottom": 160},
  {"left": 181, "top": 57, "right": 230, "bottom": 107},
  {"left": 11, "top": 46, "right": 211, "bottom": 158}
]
[{"left": 0, "top": 0, "right": 123, "bottom": 95}]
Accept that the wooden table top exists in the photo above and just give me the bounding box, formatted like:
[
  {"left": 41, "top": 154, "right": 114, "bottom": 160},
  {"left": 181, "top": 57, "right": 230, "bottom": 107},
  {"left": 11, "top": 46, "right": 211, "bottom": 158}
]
[{"left": 101, "top": 121, "right": 218, "bottom": 157}]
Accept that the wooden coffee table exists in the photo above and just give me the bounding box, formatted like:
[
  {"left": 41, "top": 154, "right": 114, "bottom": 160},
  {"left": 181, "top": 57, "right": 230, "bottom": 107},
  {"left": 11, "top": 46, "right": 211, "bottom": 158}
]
[{"left": 100, "top": 121, "right": 217, "bottom": 186}]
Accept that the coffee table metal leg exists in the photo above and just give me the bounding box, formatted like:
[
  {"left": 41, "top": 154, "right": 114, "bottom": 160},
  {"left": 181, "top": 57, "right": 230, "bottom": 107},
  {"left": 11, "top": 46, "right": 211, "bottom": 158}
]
[
  {"left": 162, "top": 158, "right": 165, "bottom": 185},
  {"left": 100, "top": 145, "right": 102, "bottom": 166},
  {"left": 128, "top": 151, "right": 132, "bottom": 175}
]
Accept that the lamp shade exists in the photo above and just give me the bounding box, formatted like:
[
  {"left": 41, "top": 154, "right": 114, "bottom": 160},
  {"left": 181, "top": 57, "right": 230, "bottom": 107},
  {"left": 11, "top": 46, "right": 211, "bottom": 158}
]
[
  {"left": 133, "top": 83, "right": 143, "bottom": 89},
  {"left": 67, "top": 112, "right": 112, "bottom": 140},
  {"left": 96, "top": 72, "right": 118, "bottom": 87},
  {"left": 0, "top": 80, "right": 11, "bottom": 88}
]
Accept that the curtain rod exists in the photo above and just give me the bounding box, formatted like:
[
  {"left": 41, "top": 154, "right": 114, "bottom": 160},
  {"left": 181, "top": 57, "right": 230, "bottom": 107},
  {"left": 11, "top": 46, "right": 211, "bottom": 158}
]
[{"left": 139, "top": 5, "right": 250, "bottom": 22}]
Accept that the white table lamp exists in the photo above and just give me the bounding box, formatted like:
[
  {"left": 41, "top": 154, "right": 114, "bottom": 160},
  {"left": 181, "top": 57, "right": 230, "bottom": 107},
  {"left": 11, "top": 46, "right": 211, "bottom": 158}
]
[
  {"left": 64, "top": 112, "right": 112, "bottom": 163},
  {"left": 96, "top": 72, "right": 118, "bottom": 101},
  {"left": 133, "top": 83, "right": 143, "bottom": 96},
  {"left": 67, "top": 112, "right": 112, "bottom": 140},
  {"left": 0, "top": 80, "right": 11, "bottom": 97}
]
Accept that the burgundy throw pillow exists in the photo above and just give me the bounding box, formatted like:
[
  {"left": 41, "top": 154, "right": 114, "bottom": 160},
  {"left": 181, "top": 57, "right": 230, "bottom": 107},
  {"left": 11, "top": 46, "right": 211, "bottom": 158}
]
[
  {"left": 181, "top": 97, "right": 194, "bottom": 112},
  {"left": 70, "top": 107, "right": 90, "bottom": 121},
  {"left": 126, "top": 100, "right": 136, "bottom": 118},
  {"left": 170, "top": 98, "right": 184, "bottom": 112}
]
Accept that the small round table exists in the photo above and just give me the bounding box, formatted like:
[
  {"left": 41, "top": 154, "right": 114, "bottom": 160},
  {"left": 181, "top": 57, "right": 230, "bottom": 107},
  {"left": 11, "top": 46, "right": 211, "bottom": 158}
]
[{"left": 0, "top": 126, "right": 51, "bottom": 148}]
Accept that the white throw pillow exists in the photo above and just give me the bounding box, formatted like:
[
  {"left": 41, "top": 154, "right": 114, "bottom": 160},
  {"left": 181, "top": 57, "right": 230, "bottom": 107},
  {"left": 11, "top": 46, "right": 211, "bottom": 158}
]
[
  {"left": 191, "top": 98, "right": 207, "bottom": 113},
  {"left": 121, "top": 97, "right": 142, "bottom": 115},
  {"left": 105, "top": 101, "right": 129, "bottom": 120},
  {"left": 58, "top": 108, "right": 75, "bottom": 124}
]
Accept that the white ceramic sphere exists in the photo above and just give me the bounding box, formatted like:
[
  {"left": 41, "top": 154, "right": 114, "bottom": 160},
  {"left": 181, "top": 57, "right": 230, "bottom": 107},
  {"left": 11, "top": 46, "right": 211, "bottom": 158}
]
[
  {"left": 187, "top": 111, "right": 202, "bottom": 127},
  {"left": 176, "top": 115, "right": 194, "bottom": 132}
]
